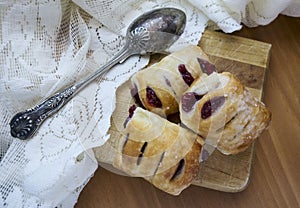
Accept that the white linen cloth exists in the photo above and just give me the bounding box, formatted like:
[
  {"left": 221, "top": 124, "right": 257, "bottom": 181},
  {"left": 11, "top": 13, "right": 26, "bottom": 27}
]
[{"left": 0, "top": 0, "right": 299, "bottom": 207}]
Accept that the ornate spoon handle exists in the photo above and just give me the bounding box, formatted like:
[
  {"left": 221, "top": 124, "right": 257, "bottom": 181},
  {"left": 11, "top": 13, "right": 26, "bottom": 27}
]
[
  {"left": 10, "top": 46, "right": 133, "bottom": 140},
  {"left": 9, "top": 26, "right": 173, "bottom": 140}
]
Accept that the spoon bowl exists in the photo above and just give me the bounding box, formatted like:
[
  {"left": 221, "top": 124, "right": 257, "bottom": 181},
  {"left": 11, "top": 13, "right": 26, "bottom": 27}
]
[
  {"left": 10, "top": 7, "right": 187, "bottom": 140},
  {"left": 126, "top": 7, "right": 186, "bottom": 54}
]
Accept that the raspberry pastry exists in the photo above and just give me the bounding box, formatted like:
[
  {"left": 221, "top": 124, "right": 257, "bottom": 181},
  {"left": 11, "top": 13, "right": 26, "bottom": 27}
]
[
  {"left": 113, "top": 105, "right": 202, "bottom": 195},
  {"left": 130, "top": 45, "right": 215, "bottom": 117},
  {"left": 179, "top": 72, "right": 271, "bottom": 155}
]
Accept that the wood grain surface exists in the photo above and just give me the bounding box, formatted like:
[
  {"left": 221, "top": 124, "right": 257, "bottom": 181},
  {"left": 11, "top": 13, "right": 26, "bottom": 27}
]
[
  {"left": 193, "top": 30, "right": 270, "bottom": 192},
  {"left": 76, "top": 15, "right": 300, "bottom": 208}
]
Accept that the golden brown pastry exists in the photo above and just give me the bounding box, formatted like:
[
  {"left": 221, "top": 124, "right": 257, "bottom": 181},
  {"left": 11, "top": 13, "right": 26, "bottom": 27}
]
[
  {"left": 113, "top": 105, "right": 202, "bottom": 195},
  {"left": 94, "top": 45, "right": 272, "bottom": 196},
  {"left": 145, "top": 141, "right": 201, "bottom": 195},
  {"left": 179, "top": 72, "right": 271, "bottom": 155},
  {"left": 130, "top": 45, "right": 215, "bottom": 117}
]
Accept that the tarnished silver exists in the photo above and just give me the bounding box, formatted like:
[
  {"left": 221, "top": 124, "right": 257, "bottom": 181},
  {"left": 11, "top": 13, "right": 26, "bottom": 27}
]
[{"left": 10, "top": 7, "right": 186, "bottom": 140}]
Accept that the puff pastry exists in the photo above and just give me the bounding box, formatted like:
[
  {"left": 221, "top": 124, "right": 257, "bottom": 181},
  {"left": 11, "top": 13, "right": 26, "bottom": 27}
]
[
  {"left": 94, "top": 45, "right": 272, "bottom": 195},
  {"left": 113, "top": 106, "right": 202, "bottom": 195},
  {"left": 130, "top": 45, "right": 215, "bottom": 117},
  {"left": 179, "top": 72, "right": 272, "bottom": 154}
]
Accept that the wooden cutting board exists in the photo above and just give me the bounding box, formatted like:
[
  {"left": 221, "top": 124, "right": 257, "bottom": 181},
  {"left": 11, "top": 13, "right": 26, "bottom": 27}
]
[
  {"left": 93, "top": 30, "right": 271, "bottom": 193},
  {"left": 192, "top": 30, "right": 271, "bottom": 192}
]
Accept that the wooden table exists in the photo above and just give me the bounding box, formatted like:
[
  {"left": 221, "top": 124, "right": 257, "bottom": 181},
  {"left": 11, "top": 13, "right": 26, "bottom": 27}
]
[{"left": 76, "top": 15, "right": 300, "bottom": 208}]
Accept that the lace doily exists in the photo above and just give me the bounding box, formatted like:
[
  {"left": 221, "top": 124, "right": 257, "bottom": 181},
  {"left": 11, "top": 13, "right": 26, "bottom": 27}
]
[{"left": 0, "top": 0, "right": 299, "bottom": 207}]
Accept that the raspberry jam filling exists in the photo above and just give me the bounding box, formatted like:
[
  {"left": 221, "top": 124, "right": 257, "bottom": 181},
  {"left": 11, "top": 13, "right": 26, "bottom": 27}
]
[
  {"left": 123, "top": 104, "right": 137, "bottom": 128},
  {"left": 170, "top": 159, "right": 185, "bottom": 181},
  {"left": 181, "top": 92, "right": 204, "bottom": 112},
  {"left": 130, "top": 85, "right": 145, "bottom": 108},
  {"left": 146, "top": 86, "right": 162, "bottom": 108},
  {"left": 201, "top": 96, "right": 225, "bottom": 119},
  {"left": 128, "top": 104, "right": 137, "bottom": 118},
  {"left": 178, "top": 64, "right": 194, "bottom": 86},
  {"left": 197, "top": 58, "right": 216, "bottom": 75},
  {"left": 137, "top": 142, "right": 148, "bottom": 165},
  {"left": 164, "top": 76, "right": 171, "bottom": 87}
]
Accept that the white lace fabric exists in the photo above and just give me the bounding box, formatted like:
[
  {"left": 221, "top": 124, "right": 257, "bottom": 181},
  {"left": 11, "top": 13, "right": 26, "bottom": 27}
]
[{"left": 0, "top": 0, "right": 299, "bottom": 207}]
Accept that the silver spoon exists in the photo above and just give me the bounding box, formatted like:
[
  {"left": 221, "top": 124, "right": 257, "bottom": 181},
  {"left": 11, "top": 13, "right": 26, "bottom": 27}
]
[{"left": 10, "top": 7, "right": 186, "bottom": 140}]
